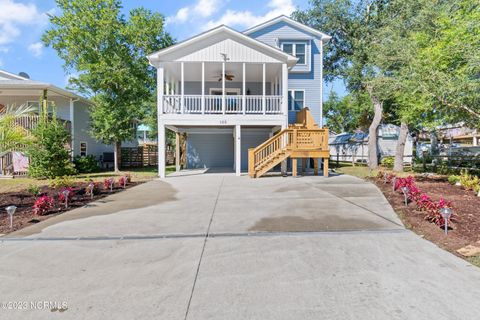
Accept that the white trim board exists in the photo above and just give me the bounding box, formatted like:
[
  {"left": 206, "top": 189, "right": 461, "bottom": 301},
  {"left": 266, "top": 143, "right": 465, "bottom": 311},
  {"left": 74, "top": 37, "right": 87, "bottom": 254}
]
[{"left": 243, "top": 15, "right": 331, "bottom": 42}]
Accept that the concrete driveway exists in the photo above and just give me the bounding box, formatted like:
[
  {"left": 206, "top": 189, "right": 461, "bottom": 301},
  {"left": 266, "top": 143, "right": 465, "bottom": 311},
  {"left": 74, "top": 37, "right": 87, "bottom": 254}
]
[{"left": 1, "top": 173, "right": 480, "bottom": 319}]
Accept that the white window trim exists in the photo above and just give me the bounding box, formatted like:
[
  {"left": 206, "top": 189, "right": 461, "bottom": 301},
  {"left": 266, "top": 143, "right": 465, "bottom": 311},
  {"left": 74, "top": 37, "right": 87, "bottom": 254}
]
[
  {"left": 26, "top": 100, "right": 41, "bottom": 113},
  {"left": 281, "top": 42, "right": 308, "bottom": 66},
  {"left": 288, "top": 89, "right": 306, "bottom": 111},
  {"left": 80, "top": 141, "right": 88, "bottom": 157},
  {"left": 209, "top": 88, "right": 241, "bottom": 95}
]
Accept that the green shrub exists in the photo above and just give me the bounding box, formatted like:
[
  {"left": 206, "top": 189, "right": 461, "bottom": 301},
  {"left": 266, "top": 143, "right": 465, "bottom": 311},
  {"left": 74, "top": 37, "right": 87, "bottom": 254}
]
[
  {"left": 459, "top": 170, "right": 480, "bottom": 190},
  {"left": 73, "top": 155, "right": 100, "bottom": 173},
  {"left": 26, "top": 184, "right": 41, "bottom": 197},
  {"left": 27, "top": 109, "right": 76, "bottom": 178},
  {"left": 381, "top": 156, "right": 394, "bottom": 168},
  {"left": 49, "top": 176, "right": 76, "bottom": 189},
  {"left": 447, "top": 175, "right": 460, "bottom": 185}
]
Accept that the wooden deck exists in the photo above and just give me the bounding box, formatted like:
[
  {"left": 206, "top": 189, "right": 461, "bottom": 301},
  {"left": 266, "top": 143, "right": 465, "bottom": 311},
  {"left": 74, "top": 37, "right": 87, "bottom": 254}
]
[{"left": 248, "top": 108, "right": 330, "bottom": 178}]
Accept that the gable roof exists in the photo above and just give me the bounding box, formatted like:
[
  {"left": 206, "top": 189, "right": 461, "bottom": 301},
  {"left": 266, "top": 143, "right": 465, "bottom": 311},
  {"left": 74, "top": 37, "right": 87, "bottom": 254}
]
[
  {"left": 147, "top": 25, "right": 298, "bottom": 67},
  {"left": 243, "top": 15, "right": 331, "bottom": 42},
  {"left": 0, "top": 69, "right": 91, "bottom": 104},
  {"left": 0, "top": 70, "right": 29, "bottom": 81}
]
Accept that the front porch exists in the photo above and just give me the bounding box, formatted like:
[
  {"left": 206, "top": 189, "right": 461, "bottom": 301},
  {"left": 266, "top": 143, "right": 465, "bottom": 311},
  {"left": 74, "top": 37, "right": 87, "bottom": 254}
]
[{"left": 159, "top": 61, "right": 288, "bottom": 116}]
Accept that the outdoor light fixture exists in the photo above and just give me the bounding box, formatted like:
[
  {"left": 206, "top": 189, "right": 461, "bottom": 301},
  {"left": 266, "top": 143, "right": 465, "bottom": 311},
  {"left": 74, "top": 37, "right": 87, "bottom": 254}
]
[
  {"left": 440, "top": 207, "right": 453, "bottom": 235},
  {"left": 401, "top": 186, "right": 409, "bottom": 206},
  {"left": 87, "top": 183, "right": 94, "bottom": 199},
  {"left": 62, "top": 189, "right": 70, "bottom": 209},
  {"left": 6, "top": 206, "right": 17, "bottom": 229}
]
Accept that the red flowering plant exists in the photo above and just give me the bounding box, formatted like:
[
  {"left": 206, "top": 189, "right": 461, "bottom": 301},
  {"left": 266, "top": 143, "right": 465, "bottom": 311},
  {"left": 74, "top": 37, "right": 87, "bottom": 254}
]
[
  {"left": 104, "top": 178, "right": 115, "bottom": 192},
  {"left": 394, "top": 176, "right": 415, "bottom": 191},
  {"left": 118, "top": 176, "right": 127, "bottom": 189},
  {"left": 416, "top": 193, "right": 431, "bottom": 211},
  {"left": 32, "top": 195, "right": 55, "bottom": 216},
  {"left": 424, "top": 197, "right": 454, "bottom": 226}
]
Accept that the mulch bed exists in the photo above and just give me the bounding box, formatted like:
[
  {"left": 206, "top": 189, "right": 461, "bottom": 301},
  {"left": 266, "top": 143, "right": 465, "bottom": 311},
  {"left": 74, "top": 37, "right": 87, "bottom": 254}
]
[
  {"left": 373, "top": 175, "right": 480, "bottom": 258},
  {"left": 0, "top": 181, "right": 140, "bottom": 235}
]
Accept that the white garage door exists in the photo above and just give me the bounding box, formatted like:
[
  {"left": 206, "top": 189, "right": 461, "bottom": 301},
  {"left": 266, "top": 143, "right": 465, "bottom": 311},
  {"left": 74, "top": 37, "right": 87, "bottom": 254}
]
[
  {"left": 187, "top": 133, "right": 234, "bottom": 169},
  {"left": 241, "top": 129, "right": 271, "bottom": 171}
]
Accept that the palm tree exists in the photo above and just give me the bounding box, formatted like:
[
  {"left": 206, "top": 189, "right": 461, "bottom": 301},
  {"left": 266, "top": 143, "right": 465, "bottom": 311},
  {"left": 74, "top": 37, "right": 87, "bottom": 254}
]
[{"left": 0, "top": 104, "right": 37, "bottom": 153}]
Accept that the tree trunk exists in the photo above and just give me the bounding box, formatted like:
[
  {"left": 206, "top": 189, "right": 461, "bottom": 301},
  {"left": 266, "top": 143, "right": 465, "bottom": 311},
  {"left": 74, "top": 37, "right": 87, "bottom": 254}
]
[
  {"left": 114, "top": 141, "right": 121, "bottom": 172},
  {"left": 368, "top": 94, "right": 383, "bottom": 169},
  {"left": 393, "top": 122, "right": 408, "bottom": 172}
]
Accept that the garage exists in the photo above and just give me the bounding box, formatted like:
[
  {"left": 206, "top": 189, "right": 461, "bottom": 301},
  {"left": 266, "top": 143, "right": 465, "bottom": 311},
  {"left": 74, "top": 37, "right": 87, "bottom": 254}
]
[{"left": 187, "top": 131, "right": 234, "bottom": 169}]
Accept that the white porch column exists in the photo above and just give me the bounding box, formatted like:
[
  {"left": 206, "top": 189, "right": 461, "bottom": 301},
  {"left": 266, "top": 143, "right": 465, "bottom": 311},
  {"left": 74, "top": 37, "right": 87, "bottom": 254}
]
[
  {"left": 69, "top": 98, "right": 75, "bottom": 159},
  {"left": 281, "top": 63, "right": 288, "bottom": 127},
  {"left": 180, "top": 62, "right": 185, "bottom": 114},
  {"left": 201, "top": 62, "right": 205, "bottom": 114},
  {"left": 262, "top": 63, "right": 266, "bottom": 115},
  {"left": 222, "top": 61, "right": 226, "bottom": 114},
  {"left": 281, "top": 63, "right": 288, "bottom": 176},
  {"left": 157, "top": 64, "right": 165, "bottom": 178},
  {"left": 242, "top": 62, "right": 246, "bottom": 115},
  {"left": 157, "top": 63, "right": 164, "bottom": 115},
  {"left": 165, "top": 72, "right": 170, "bottom": 97},
  {"left": 235, "top": 125, "right": 241, "bottom": 176}
]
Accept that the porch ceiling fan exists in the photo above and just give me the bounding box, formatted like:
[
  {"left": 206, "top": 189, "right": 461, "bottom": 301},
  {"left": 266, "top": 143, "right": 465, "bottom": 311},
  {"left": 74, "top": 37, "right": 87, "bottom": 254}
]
[{"left": 213, "top": 73, "right": 235, "bottom": 81}]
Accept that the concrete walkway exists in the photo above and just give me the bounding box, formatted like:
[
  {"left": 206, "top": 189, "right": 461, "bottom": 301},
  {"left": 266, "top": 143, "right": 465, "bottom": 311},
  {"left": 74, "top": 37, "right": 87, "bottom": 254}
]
[{"left": 1, "top": 174, "right": 479, "bottom": 319}]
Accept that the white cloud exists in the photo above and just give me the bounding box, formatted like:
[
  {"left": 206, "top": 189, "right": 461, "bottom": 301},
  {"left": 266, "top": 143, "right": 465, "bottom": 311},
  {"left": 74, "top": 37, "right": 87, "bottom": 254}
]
[
  {"left": 204, "top": 0, "right": 295, "bottom": 30},
  {"left": 0, "top": 0, "right": 48, "bottom": 45},
  {"left": 167, "top": 0, "right": 222, "bottom": 24},
  {"left": 28, "top": 42, "right": 43, "bottom": 57}
]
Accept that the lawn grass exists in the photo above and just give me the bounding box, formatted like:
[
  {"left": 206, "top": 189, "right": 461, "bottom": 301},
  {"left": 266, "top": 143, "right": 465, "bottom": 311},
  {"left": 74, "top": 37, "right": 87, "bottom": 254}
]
[
  {"left": 0, "top": 165, "right": 175, "bottom": 194},
  {"left": 333, "top": 162, "right": 413, "bottom": 179}
]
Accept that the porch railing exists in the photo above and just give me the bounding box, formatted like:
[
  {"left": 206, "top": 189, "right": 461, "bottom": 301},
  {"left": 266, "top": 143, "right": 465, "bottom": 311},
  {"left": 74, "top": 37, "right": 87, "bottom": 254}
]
[{"left": 162, "top": 95, "right": 283, "bottom": 115}]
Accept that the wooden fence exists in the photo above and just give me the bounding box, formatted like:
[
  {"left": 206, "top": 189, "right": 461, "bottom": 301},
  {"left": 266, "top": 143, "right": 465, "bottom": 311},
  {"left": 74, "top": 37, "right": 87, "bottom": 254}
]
[{"left": 121, "top": 145, "right": 174, "bottom": 168}]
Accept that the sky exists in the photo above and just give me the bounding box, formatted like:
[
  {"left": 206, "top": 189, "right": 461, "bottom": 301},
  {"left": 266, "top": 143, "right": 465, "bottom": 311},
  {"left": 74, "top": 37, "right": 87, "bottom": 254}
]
[{"left": 0, "top": 0, "right": 346, "bottom": 99}]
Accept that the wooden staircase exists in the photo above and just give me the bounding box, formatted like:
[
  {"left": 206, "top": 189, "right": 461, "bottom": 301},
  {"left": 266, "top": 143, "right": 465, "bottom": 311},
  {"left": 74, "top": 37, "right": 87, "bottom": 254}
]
[{"left": 248, "top": 108, "right": 330, "bottom": 178}]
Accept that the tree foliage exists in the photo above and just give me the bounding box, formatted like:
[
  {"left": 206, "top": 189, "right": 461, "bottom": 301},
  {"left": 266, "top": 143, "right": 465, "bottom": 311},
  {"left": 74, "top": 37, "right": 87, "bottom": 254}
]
[
  {"left": 43, "top": 0, "right": 174, "bottom": 171},
  {"left": 323, "top": 91, "right": 371, "bottom": 133},
  {"left": 27, "top": 107, "right": 76, "bottom": 178}
]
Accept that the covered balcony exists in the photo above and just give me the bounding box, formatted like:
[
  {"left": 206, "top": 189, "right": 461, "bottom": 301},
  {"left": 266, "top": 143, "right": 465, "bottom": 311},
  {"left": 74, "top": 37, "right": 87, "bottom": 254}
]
[{"left": 159, "top": 61, "right": 286, "bottom": 116}]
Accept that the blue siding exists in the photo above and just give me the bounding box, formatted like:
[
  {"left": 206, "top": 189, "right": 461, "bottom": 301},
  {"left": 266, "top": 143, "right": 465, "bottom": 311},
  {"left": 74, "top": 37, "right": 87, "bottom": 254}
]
[{"left": 247, "top": 20, "right": 324, "bottom": 126}]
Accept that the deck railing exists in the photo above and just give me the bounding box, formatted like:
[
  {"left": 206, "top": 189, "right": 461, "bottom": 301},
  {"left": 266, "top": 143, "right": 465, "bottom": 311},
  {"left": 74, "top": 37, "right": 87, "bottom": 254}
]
[
  {"left": 248, "top": 128, "right": 329, "bottom": 177},
  {"left": 14, "top": 115, "right": 72, "bottom": 133},
  {"left": 162, "top": 95, "right": 283, "bottom": 115}
]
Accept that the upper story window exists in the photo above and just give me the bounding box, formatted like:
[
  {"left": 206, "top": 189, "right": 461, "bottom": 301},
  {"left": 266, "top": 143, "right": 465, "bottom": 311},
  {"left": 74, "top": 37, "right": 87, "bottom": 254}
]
[
  {"left": 281, "top": 42, "right": 307, "bottom": 65},
  {"left": 288, "top": 90, "right": 305, "bottom": 111}
]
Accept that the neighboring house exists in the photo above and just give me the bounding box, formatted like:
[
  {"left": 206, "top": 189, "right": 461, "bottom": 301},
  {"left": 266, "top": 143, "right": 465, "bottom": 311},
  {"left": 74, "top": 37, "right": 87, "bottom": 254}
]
[
  {"left": 0, "top": 69, "right": 114, "bottom": 176},
  {"left": 418, "top": 123, "right": 480, "bottom": 147},
  {"left": 329, "top": 124, "right": 414, "bottom": 164},
  {"left": 147, "top": 15, "right": 331, "bottom": 177}
]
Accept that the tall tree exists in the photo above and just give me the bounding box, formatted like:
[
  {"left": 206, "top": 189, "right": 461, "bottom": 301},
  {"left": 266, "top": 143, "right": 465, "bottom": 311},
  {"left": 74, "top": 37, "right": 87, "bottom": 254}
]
[
  {"left": 43, "top": 0, "right": 173, "bottom": 171},
  {"left": 293, "top": 0, "right": 391, "bottom": 169},
  {"left": 371, "top": 0, "right": 479, "bottom": 171}
]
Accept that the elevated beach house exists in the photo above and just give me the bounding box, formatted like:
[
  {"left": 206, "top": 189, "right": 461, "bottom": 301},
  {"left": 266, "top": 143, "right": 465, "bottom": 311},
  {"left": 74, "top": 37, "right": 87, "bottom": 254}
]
[{"left": 147, "top": 16, "right": 331, "bottom": 178}]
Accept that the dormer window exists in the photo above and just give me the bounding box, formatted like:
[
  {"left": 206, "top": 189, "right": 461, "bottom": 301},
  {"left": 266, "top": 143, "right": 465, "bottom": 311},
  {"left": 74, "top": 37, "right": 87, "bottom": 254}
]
[{"left": 281, "top": 42, "right": 306, "bottom": 65}]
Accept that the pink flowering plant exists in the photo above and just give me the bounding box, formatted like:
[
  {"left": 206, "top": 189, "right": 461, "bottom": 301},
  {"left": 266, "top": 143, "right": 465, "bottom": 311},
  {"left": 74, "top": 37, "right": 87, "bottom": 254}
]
[{"left": 381, "top": 175, "right": 455, "bottom": 227}]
